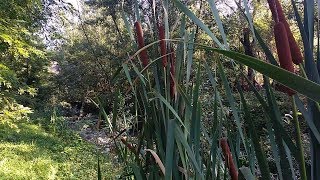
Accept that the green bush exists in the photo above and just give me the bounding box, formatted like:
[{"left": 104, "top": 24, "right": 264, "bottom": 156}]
[{"left": 0, "top": 64, "right": 34, "bottom": 128}]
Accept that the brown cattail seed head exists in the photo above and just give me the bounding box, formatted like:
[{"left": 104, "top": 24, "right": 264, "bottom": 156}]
[
  {"left": 274, "top": 0, "right": 303, "bottom": 64},
  {"left": 274, "top": 22, "right": 294, "bottom": 72},
  {"left": 134, "top": 22, "right": 149, "bottom": 67},
  {"left": 267, "top": 0, "right": 279, "bottom": 22},
  {"left": 220, "top": 138, "right": 238, "bottom": 180},
  {"left": 274, "top": 22, "right": 296, "bottom": 96},
  {"left": 158, "top": 25, "right": 168, "bottom": 67}
]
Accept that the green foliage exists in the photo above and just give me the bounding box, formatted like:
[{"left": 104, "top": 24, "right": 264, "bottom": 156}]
[
  {"left": 0, "top": 0, "right": 46, "bottom": 63},
  {"left": 0, "top": 64, "right": 34, "bottom": 129},
  {"left": 1, "top": 0, "right": 318, "bottom": 179},
  {"left": 0, "top": 0, "right": 51, "bottom": 128},
  {"left": 52, "top": 3, "right": 133, "bottom": 104},
  {"left": 0, "top": 64, "right": 19, "bottom": 88}
]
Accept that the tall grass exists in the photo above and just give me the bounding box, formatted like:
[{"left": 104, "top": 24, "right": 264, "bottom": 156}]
[{"left": 105, "top": 0, "right": 320, "bottom": 179}]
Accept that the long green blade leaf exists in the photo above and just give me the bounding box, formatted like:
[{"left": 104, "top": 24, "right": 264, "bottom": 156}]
[{"left": 207, "top": 49, "right": 320, "bottom": 102}]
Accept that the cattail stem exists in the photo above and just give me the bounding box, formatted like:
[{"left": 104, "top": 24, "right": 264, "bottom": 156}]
[
  {"left": 291, "top": 96, "right": 307, "bottom": 180},
  {"left": 299, "top": 64, "right": 308, "bottom": 78},
  {"left": 274, "top": 0, "right": 303, "bottom": 64}
]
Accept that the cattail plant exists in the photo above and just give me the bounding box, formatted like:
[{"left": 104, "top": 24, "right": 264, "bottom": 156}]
[
  {"left": 267, "top": 0, "right": 295, "bottom": 96},
  {"left": 158, "top": 24, "right": 168, "bottom": 67},
  {"left": 134, "top": 21, "right": 149, "bottom": 67},
  {"left": 275, "top": 0, "right": 303, "bottom": 65},
  {"left": 270, "top": 2, "right": 307, "bottom": 178},
  {"left": 268, "top": 0, "right": 303, "bottom": 65}
]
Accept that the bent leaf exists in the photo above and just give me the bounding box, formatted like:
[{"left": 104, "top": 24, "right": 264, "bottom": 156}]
[{"left": 201, "top": 48, "right": 320, "bottom": 102}]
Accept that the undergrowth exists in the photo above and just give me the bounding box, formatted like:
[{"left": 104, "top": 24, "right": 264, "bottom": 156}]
[{"left": 0, "top": 110, "right": 120, "bottom": 180}]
